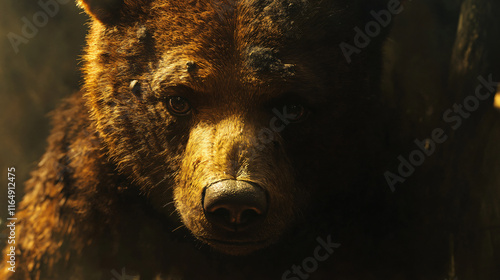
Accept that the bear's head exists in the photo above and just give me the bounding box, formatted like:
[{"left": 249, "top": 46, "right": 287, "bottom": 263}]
[{"left": 78, "top": 0, "right": 382, "bottom": 255}]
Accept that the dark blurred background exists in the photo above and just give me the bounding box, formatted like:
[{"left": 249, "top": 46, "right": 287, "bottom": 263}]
[{"left": 0, "top": 0, "right": 86, "bottom": 231}]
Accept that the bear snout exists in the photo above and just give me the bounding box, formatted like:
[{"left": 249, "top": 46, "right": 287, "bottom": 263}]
[{"left": 203, "top": 180, "right": 268, "bottom": 233}]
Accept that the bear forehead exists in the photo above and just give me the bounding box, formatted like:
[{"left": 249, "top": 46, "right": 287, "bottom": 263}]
[
  {"left": 149, "top": 47, "right": 301, "bottom": 100},
  {"left": 142, "top": 0, "right": 341, "bottom": 91},
  {"left": 148, "top": 1, "right": 304, "bottom": 68}
]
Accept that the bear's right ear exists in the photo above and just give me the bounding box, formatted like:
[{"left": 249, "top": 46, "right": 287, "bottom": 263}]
[{"left": 77, "top": 0, "right": 152, "bottom": 24}]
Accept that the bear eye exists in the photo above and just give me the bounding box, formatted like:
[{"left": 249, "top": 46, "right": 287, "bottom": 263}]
[
  {"left": 285, "top": 103, "right": 307, "bottom": 122},
  {"left": 167, "top": 96, "right": 191, "bottom": 116}
]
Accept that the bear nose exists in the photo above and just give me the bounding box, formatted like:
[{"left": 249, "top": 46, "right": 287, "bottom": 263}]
[{"left": 203, "top": 180, "right": 267, "bottom": 232}]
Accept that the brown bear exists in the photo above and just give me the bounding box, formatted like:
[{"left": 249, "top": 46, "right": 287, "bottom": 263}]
[{"left": 0, "top": 0, "right": 423, "bottom": 279}]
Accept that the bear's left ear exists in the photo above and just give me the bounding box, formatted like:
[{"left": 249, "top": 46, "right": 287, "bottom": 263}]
[{"left": 77, "top": 0, "right": 152, "bottom": 24}]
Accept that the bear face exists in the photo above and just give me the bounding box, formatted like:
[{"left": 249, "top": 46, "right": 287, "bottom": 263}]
[{"left": 78, "top": 0, "right": 373, "bottom": 256}]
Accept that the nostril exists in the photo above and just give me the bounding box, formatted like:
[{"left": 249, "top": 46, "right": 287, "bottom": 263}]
[
  {"left": 240, "top": 208, "right": 260, "bottom": 223},
  {"left": 208, "top": 206, "right": 262, "bottom": 224},
  {"left": 211, "top": 207, "right": 232, "bottom": 222},
  {"left": 203, "top": 180, "right": 268, "bottom": 231}
]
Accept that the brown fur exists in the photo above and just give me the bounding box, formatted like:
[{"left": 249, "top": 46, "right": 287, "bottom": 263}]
[{"left": 1, "top": 1, "right": 390, "bottom": 279}]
